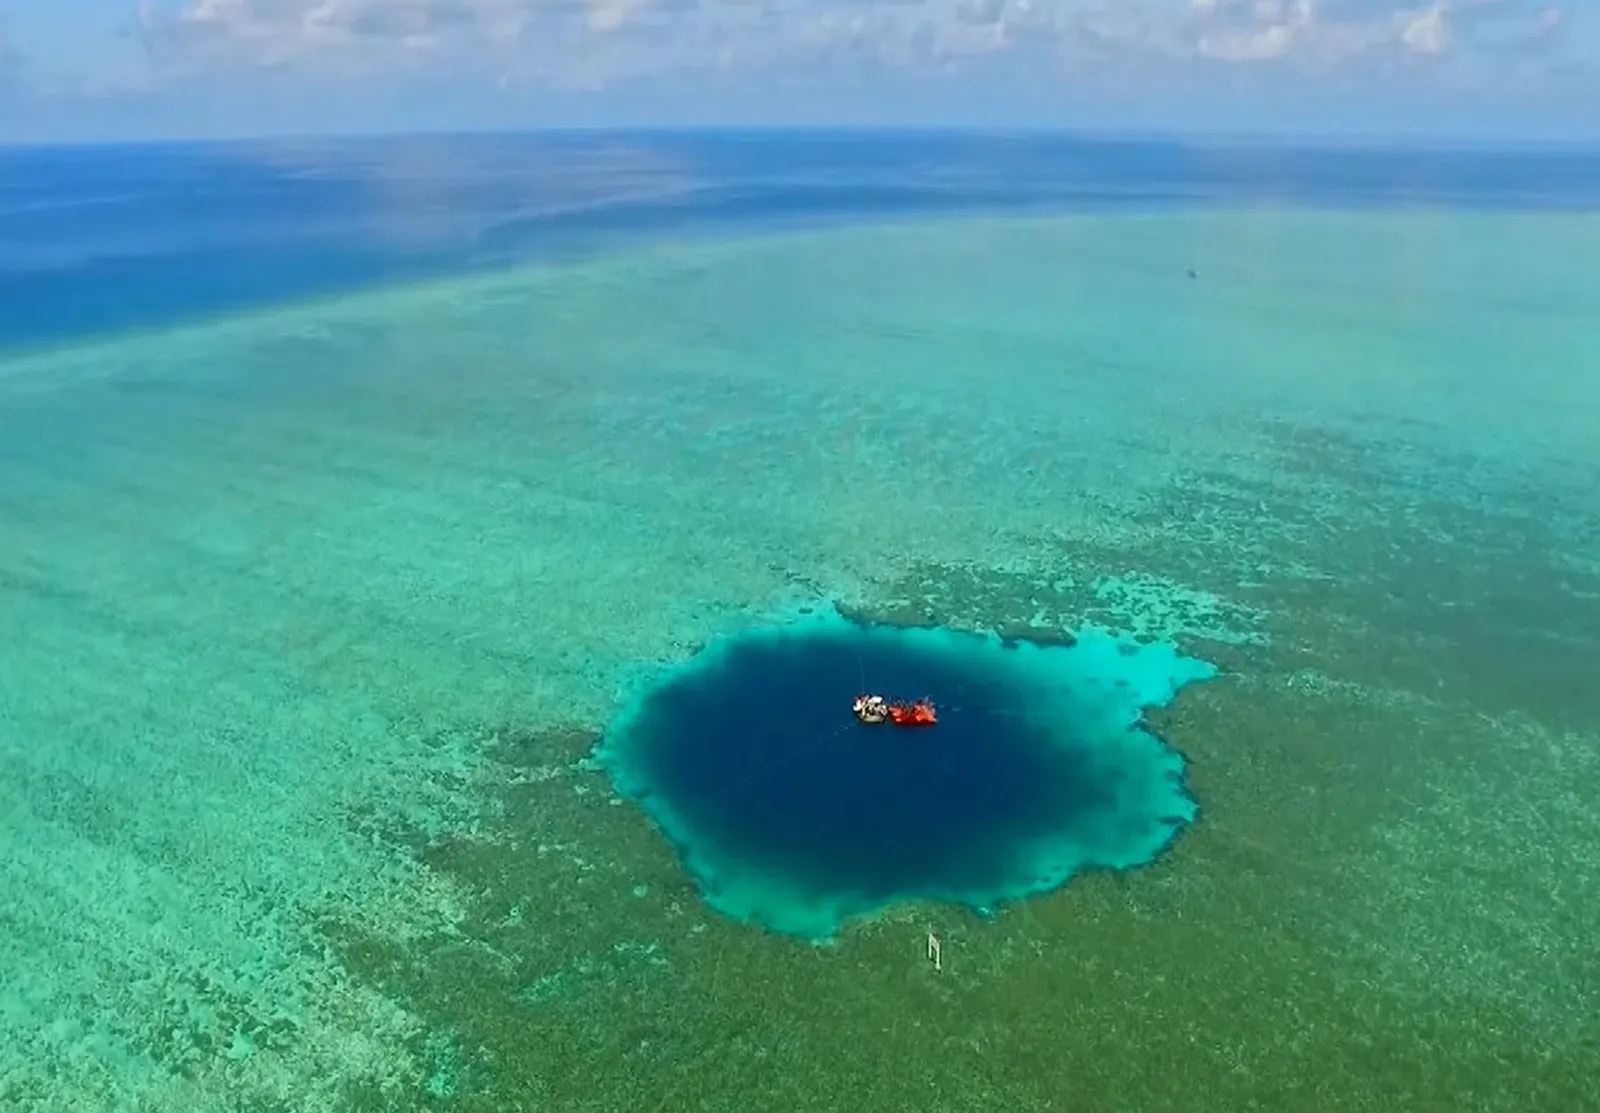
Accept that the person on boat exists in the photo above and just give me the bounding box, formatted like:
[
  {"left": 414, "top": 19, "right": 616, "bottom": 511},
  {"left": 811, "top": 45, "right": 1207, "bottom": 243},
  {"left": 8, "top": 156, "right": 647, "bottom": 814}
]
[{"left": 853, "top": 694, "right": 890, "bottom": 724}]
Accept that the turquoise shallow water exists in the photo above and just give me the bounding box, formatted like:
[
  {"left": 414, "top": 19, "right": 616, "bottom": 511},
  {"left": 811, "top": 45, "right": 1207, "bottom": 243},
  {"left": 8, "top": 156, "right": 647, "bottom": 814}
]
[{"left": 1, "top": 198, "right": 1598, "bottom": 1111}]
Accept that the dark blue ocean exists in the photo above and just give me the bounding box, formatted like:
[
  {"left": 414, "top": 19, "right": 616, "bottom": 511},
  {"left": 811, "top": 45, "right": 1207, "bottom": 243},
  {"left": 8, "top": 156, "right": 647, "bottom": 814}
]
[{"left": 4, "top": 130, "right": 1599, "bottom": 354}]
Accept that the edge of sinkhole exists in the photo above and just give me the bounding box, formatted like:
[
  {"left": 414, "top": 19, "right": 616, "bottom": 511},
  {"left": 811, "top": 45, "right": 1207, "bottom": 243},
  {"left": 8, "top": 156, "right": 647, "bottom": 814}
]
[{"left": 593, "top": 600, "right": 1219, "bottom": 943}]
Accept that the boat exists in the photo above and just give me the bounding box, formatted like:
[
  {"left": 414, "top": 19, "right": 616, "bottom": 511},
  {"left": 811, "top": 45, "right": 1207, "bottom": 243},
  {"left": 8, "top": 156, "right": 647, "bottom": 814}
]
[{"left": 853, "top": 695, "right": 938, "bottom": 727}]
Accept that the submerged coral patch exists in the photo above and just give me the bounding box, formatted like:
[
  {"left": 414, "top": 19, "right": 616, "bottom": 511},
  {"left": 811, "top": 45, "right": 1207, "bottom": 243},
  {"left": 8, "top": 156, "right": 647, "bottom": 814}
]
[{"left": 596, "top": 606, "right": 1215, "bottom": 941}]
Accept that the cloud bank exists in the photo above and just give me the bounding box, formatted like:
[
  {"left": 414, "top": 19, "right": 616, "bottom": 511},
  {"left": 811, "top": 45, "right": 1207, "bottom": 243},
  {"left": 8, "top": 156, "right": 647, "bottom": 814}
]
[{"left": 131, "top": 0, "right": 1572, "bottom": 85}]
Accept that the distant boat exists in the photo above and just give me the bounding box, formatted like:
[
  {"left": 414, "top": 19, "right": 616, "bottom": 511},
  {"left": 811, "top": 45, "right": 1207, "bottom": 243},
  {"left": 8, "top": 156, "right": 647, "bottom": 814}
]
[{"left": 853, "top": 695, "right": 938, "bottom": 727}]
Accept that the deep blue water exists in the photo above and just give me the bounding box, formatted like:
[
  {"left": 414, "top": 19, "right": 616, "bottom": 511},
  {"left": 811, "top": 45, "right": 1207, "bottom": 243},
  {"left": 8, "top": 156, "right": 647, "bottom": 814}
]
[
  {"left": 597, "top": 608, "right": 1209, "bottom": 941},
  {"left": 4, "top": 130, "right": 1600, "bottom": 353}
]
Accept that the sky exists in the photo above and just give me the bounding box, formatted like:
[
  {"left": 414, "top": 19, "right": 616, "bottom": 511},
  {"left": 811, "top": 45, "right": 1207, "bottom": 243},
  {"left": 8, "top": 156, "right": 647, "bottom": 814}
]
[{"left": 0, "top": 0, "right": 1594, "bottom": 143}]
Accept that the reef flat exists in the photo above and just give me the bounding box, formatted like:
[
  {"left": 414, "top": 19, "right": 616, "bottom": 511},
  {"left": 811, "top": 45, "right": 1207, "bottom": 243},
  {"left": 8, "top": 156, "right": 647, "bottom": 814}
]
[{"left": 1, "top": 210, "right": 1596, "bottom": 1112}]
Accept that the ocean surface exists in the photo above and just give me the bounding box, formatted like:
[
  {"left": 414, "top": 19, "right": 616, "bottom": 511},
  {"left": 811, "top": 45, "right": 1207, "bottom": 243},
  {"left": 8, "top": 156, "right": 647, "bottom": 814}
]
[{"left": 1, "top": 131, "right": 1597, "bottom": 1113}]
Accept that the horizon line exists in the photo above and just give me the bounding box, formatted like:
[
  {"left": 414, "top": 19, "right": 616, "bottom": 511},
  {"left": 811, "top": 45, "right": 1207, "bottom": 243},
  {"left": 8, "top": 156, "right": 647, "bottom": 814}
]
[{"left": 5, "top": 123, "right": 1600, "bottom": 157}]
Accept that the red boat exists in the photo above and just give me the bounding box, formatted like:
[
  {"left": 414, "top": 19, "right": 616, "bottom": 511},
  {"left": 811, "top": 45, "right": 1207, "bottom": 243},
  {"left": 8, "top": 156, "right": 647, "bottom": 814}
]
[{"left": 853, "top": 694, "right": 938, "bottom": 727}]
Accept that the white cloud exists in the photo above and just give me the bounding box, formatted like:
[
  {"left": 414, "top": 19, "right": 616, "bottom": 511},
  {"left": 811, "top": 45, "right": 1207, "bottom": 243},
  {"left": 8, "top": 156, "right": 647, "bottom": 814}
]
[
  {"left": 1401, "top": 4, "right": 1450, "bottom": 53},
  {"left": 137, "top": 0, "right": 550, "bottom": 71},
  {"left": 132, "top": 0, "right": 1574, "bottom": 83},
  {"left": 1197, "top": 0, "right": 1313, "bottom": 61}
]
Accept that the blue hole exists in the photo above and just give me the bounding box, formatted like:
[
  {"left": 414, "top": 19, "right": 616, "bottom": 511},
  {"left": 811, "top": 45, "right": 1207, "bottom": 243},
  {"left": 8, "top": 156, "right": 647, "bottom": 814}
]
[{"left": 597, "top": 606, "right": 1216, "bottom": 941}]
